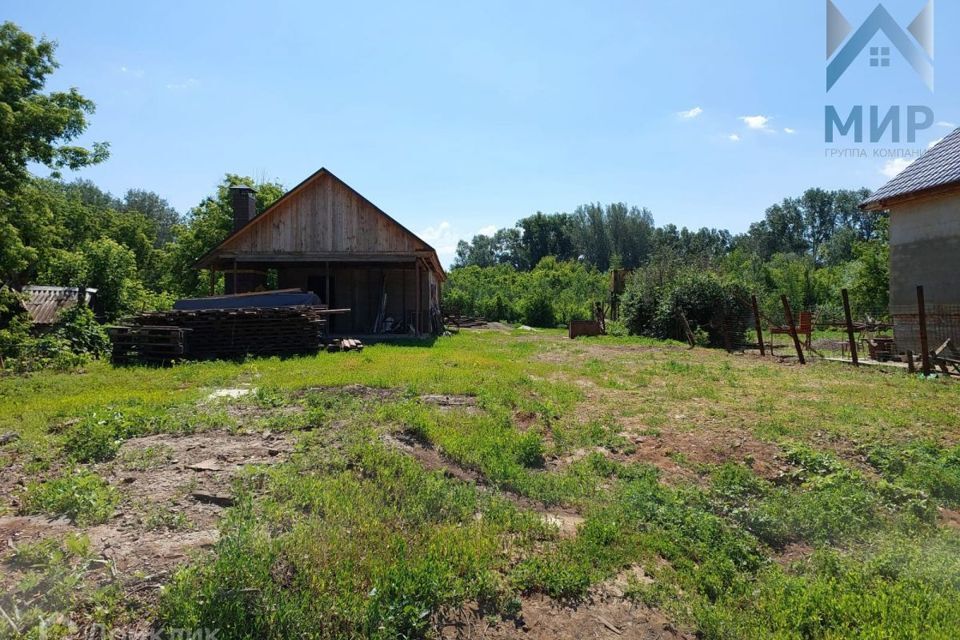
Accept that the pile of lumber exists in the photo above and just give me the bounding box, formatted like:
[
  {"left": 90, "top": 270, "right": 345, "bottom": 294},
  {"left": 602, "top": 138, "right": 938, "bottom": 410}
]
[
  {"left": 325, "top": 338, "right": 364, "bottom": 352},
  {"left": 108, "top": 325, "right": 190, "bottom": 365},
  {"left": 113, "top": 306, "right": 330, "bottom": 363},
  {"left": 444, "top": 315, "right": 488, "bottom": 328}
]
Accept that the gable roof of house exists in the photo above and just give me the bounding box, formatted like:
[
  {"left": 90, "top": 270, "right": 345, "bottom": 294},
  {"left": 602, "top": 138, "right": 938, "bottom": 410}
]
[
  {"left": 861, "top": 127, "right": 960, "bottom": 210},
  {"left": 194, "top": 167, "right": 444, "bottom": 277}
]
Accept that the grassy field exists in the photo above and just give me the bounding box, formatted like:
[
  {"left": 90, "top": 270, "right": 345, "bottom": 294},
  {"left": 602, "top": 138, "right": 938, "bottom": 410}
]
[{"left": 2, "top": 328, "right": 960, "bottom": 639}]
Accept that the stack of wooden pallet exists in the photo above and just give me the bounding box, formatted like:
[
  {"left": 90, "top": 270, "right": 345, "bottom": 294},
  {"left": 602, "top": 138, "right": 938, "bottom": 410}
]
[
  {"left": 108, "top": 325, "right": 190, "bottom": 365},
  {"left": 133, "top": 306, "right": 328, "bottom": 359},
  {"left": 109, "top": 306, "right": 329, "bottom": 363}
]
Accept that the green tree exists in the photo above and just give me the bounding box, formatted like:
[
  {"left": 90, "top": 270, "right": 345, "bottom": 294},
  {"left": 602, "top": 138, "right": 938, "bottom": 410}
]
[
  {"left": 161, "top": 175, "right": 284, "bottom": 297},
  {"left": 0, "top": 22, "right": 108, "bottom": 192},
  {"left": 0, "top": 23, "right": 108, "bottom": 286}
]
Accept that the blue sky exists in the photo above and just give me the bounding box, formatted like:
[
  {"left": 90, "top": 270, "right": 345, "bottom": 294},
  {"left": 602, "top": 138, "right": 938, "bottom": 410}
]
[{"left": 7, "top": 0, "right": 957, "bottom": 266}]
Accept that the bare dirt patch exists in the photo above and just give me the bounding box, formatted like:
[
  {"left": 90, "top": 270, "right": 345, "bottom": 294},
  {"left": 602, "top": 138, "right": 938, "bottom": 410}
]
[
  {"left": 439, "top": 566, "right": 692, "bottom": 639},
  {"left": 422, "top": 394, "right": 480, "bottom": 413},
  {"left": 1, "top": 430, "right": 293, "bottom": 609},
  {"left": 940, "top": 507, "right": 960, "bottom": 529},
  {"left": 384, "top": 432, "right": 584, "bottom": 537},
  {"left": 615, "top": 425, "right": 789, "bottom": 484}
]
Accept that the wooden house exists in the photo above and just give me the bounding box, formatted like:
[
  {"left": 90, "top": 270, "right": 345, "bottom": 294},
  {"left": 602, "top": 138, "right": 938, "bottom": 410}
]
[{"left": 194, "top": 168, "right": 445, "bottom": 335}]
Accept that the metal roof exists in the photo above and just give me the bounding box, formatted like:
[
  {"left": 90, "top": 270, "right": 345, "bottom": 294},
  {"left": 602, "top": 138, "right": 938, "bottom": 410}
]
[
  {"left": 861, "top": 127, "right": 960, "bottom": 209},
  {"left": 21, "top": 286, "right": 97, "bottom": 325}
]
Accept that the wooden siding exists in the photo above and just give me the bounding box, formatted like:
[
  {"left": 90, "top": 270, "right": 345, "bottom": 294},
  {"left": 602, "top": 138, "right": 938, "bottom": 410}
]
[{"left": 217, "top": 173, "right": 429, "bottom": 258}]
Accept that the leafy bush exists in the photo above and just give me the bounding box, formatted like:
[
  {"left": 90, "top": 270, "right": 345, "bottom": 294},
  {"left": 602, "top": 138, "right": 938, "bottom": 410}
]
[
  {"left": 620, "top": 270, "right": 661, "bottom": 336},
  {"left": 63, "top": 411, "right": 142, "bottom": 463},
  {"left": 20, "top": 469, "right": 119, "bottom": 525},
  {"left": 621, "top": 271, "right": 751, "bottom": 347},
  {"left": 520, "top": 293, "right": 556, "bottom": 328},
  {"left": 511, "top": 431, "right": 545, "bottom": 468},
  {"left": 51, "top": 305, "right": 110, "bottom": 358},
  {"left": 12, "top": 334, "right": 89, "bottom": 372}
]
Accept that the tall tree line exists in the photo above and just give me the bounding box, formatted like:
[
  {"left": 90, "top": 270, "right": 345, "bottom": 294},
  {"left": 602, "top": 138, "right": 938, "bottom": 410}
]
[{"left": 454, "top": 188, "right": 878, "bottom": 274}]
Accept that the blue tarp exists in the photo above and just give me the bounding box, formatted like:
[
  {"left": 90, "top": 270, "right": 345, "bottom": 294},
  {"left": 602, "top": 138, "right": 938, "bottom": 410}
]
[{"left": 173, "top": 290, "right": 321, "bottom": 311}]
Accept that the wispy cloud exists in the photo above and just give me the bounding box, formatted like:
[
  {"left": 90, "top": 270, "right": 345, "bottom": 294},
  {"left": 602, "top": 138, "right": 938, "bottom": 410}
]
[
  {"left": 477, "top": 225, "right": 497, "bottom": 236},
  {"left": 166, "top": 78, "right": 200, "bottom": 90},
  {"left": 119, "top": 65, "right": 145, "bottom": 78},
  {"left": 728, "top": 134, "right": 741, "bottom": 142},
  {"left": 928, "top": 137, "right": 944, "bottom": 149},
  {"left": 678, "top": 106, "right": 704, "bottom": 120},
  {"left": 936, "top": 121, "right": 958, "bottom": 129},
  {"left": 881, "top": 158, "right": 914, "bottom": 179},
  {"left": 419, "top": 221, "right": 458, "bottom": 264},
  {"left": 740, "top": 115, "right": 772, "bottom": 131},
  {"left": 784, "top": 127, "right": 797, "bottom": 134}
]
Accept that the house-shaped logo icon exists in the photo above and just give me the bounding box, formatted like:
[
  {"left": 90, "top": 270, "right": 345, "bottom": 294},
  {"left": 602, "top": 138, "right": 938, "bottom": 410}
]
[{"left": 826, "top": 0, "right": 934, "bottom": 91}]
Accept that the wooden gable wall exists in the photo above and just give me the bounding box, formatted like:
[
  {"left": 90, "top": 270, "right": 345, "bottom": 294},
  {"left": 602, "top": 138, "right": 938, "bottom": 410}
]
[{"left": 220, "top": 172, "right": 429, "bottom": 256}]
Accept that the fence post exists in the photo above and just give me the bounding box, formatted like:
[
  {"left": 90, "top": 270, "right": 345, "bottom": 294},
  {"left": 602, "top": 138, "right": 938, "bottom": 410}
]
[
  {"left": 917, "top": 285, "right": 931, "bottom": 376},
  {"left": 751, "top": 295, "right": 765, "bottom": 356},
  {"left": 678, "top": 311, "right": 696, "bottom": 348},
  {"left": 781, "top": 295, "right": 806, "bottom": 364},
  {"left": 841, "top": 289, "right": 859, "bottom": 367},
  {"left": 906, "top": 350, "right": 915, "bottom": 374}
]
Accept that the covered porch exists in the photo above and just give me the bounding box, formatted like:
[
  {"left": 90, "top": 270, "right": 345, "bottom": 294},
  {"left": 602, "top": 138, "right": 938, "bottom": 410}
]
[{"left": 210, "top": 254, "right": 441, "bottom": 336}]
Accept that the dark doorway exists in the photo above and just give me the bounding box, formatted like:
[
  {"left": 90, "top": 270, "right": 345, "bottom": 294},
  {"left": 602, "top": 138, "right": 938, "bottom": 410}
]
[{"left": 306, "top": 275, "right": 332, "bottom": 305}]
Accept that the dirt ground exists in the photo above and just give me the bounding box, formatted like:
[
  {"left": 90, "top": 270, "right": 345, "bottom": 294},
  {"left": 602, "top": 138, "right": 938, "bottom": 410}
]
[
  {"left": 1, "top": 429, "right": 293, "bottom": 607},
  {"left": 439, "top": 566, "right": 692, "bottom": 640}
]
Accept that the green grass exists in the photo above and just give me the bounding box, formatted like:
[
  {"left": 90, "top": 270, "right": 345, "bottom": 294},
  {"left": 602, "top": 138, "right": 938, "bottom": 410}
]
[
  {"left": 19, "top": 468, "right": 119, "bottom": 525},
  {"left": 3, "top": 330, "right": 960, "bottom": 638}
]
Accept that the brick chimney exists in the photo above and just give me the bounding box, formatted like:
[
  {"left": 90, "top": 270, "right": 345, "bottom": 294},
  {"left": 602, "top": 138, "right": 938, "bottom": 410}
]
[{"left": 230, "top": 185, "right": 257, "bottom": 231}]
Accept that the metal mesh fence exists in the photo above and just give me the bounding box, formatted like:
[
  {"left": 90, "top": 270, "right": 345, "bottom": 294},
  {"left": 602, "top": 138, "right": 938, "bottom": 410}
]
[{"left": 729, "top": 288, "right": 960, "bottom": 375}]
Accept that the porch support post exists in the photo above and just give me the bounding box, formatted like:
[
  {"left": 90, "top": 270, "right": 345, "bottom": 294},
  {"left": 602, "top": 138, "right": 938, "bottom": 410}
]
[{"left": 415, "top": 259, "right": 422, "bottom": 336}]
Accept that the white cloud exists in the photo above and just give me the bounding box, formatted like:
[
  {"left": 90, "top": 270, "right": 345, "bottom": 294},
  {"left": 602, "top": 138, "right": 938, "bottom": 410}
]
[
  {"left": 740, "top": 115, "right": 772, "bottom": 131},
  {"left": 418, "top": 221, "right": 459, "bottom": 265},
  {"left": 477, "top": 225, "right": 497, "bottom": 237},
  {"left": 881, "top": 158, "right": 915, "bottom": 179},
  {"left": 784, "top": 127, "right": 797, "bottom": 134},
  {"left": 678, "top": 106, "right": 703, "bottom": 119},
  {"left": 166, "top": 78, "right": 200, "bottom": 90},
  {"left": 928, "top": 137, "right": 944, "bottom": 149},
  {"left": 728, "top": 134, "right": 741, "bottom": 142},
  {"left": 936, "top": 121, "right": 958, "bottom": 129},
  {"left": 119, "top": 65, "right": 144, "bottom": 78}
]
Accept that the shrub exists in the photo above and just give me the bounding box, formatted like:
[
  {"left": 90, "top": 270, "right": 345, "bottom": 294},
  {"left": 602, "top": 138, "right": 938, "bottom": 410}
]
[
  {"left": 520, "top": 293, "right": 556, "bottom": 328},
  {"left": 621, "top": 271, "right": 750, "bottom": 347},
  {"left": 20, "top": 469, "right": 119, "bottom": 525},
  {"left": 51, "top": 305, "right": 110, "bottom": 358},
  {"left": 63, "top": 411, "right": 141, "bottom": 463},
  {"left": 620, "top": 271, "right": 661, "bottom": 336},
  {"left": 512, "top": 431, "right": 545, "bottom": 468},
  {"left": 0, "top": 288, "right": 31, "bottom": 361},
  {"left": 651, "top": 273, "right": 751, "bottom": 347},
  {"left": 13, "top": 334, "right": 89, "bottom": 372}
]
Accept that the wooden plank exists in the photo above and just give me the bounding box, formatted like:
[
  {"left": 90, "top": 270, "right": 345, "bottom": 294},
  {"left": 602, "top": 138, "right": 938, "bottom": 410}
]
[
  {"left": 781, "top": 295, "right": 806, "bottom": 365},
  {"left": 918, "top": 285, "right": 931, "bottom": 376},
  {"left": 751, "top": 295, "right": 765, "bottom": 356},
  {"left": 841, "top": 288, "right": 859, "bottom": 367}
]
